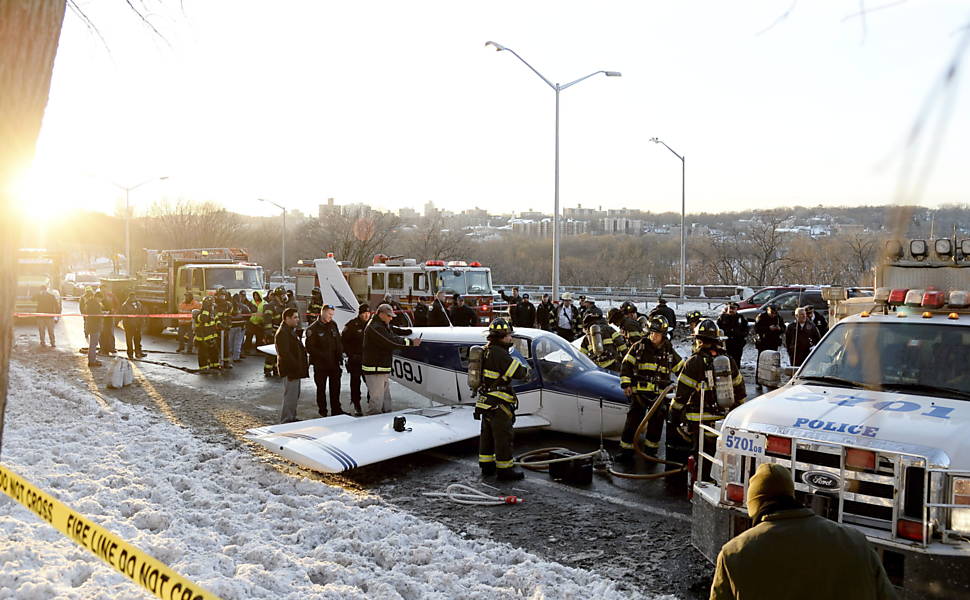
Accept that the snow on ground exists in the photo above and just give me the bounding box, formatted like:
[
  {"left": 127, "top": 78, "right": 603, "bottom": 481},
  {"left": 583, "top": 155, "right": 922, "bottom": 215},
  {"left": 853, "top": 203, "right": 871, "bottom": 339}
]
[{"left": 0, "top": 360, "right": 671, "bottom": 600}]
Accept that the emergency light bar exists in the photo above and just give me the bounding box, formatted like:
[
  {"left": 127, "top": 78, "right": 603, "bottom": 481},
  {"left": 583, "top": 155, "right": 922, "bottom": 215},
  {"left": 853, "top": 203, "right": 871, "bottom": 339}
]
[
  {"left": 425, "top": 260, "right": 445, "bottom": 266},
  {"left": 888, "top": 289, "right": 909, "bottom": 305},
  {"left": 922, "top": 290, "right": 946, "bottom": 309},
  {"left": 904, "top": 289, "right": 925, "bottom": 307},
  {"left": 446, "top": 260, "right": 468, "bottom": 267},
  {"left": 949, "top": 290, "right": 970, "bottom": 308},
  {"left": 874, "top": 288, "right": 890, "bottom": 303}
]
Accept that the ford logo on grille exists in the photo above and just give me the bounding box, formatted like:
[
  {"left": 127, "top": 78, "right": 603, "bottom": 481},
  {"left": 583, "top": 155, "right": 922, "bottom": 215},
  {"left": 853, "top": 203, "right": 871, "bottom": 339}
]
[{"left": 802, "top": 470, "right": 842, "bottom": 490}]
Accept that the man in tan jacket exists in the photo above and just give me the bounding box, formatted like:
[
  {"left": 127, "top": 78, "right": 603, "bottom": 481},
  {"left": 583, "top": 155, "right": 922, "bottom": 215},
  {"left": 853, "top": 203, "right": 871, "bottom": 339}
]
[{"left": 711, "top": 463, "right": 897, "bottom": 600}]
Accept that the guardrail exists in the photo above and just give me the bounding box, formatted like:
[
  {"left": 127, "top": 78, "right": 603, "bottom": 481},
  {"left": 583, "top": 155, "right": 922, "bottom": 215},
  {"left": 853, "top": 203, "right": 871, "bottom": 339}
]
[{"left": 494, "top": 284, "right": 748, "bottom": 302}]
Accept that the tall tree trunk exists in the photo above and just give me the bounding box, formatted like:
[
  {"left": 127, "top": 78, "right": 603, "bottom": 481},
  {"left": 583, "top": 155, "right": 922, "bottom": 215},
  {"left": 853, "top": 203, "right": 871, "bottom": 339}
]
[{"left": 0, "top": 0, "right": 67, "bottom": 455}]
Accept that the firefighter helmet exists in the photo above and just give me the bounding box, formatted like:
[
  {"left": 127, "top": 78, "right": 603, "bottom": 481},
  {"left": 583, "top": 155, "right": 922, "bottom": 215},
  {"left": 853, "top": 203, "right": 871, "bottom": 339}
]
[
  {"left": 620, "top": 300, "right": 637, "bottom": 314},
  {"left": 311, "top": 287, "right": 321, "bottom": 295},
  {"left": 686, "top": 310, "right": 703, "bottom": 324},
  {"left": 488, "top": 318, "right": 513, "bottom": 336},
  {"left": 275, "top": 286, "right": 286, "bottom": 297},
  {"left": 694, "top": 318, "right": 722, "bottom": 342},
  {"left": 647, "top": 316, "right": 669, "bottom": 334}
]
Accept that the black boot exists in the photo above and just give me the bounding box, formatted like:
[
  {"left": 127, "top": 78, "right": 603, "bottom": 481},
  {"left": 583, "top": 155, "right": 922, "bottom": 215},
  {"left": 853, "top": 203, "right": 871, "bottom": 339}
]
[
  {"left": 613, "top": 448, "right": 634, "bottom": 464},
  {"left": 480, "top": 462, "right": 496, "bottom": 477},
  {"left": 496, "top": 467, "right": 524, "bottom": 481}
]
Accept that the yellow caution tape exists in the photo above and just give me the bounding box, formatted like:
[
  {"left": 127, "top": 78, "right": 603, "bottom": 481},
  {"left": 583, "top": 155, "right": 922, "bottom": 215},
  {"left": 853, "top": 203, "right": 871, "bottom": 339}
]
[{"left": 0, "top": 462, "right": 223, "bottom": 600}]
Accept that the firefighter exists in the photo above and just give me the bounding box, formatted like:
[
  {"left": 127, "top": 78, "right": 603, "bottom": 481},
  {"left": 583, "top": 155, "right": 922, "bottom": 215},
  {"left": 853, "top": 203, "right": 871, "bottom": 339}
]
[
  {"left": 616, "top": 316, "right": 684, "bottom": 462},
  {"left": 579, "top": 311, "right": 625, "bottom": 372},
  {"left": 475, "top": 318, "right": 531, "bottom": 481},
  {"left": 262, "top": 290, "right": 282, "bottom": 377},
  {"left": 213, "top": 286, "right": 234, "bottom": 369},
  {"left": 194, "top": 297, "right": 220, "bottom": 374},
  {"left": 307, "top": 287, "right": 324, "bottom": 323},
  {"left": 666, "top": 319, "right": 746, "bottom": 478},
  {"left": 620, "top": 301, "right": 643, "bottom": 345},
  {"left": 685, "top": 310, "right": 703, "bottom": 333}
]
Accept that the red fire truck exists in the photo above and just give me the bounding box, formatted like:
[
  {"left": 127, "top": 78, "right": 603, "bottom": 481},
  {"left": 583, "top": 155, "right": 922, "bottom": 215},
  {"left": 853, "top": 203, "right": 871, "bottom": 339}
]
[{"left": 292, "top": 254, "right": 507, "bottom": 325}]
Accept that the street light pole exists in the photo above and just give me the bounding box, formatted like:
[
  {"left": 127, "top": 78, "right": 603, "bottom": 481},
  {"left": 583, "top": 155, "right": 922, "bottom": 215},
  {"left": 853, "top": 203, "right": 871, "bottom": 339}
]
[
  {"left": 486, "top": 41, "right": 620, "bottom": 301},
  {"left": 650, "top": 138, "right": 686, "bottom": 301},
  {"left": 258, "top": 198, "right": 286, "bottom": 282},
  {"left": 115, "top": 176, "right": 168, "bottom": 275}
]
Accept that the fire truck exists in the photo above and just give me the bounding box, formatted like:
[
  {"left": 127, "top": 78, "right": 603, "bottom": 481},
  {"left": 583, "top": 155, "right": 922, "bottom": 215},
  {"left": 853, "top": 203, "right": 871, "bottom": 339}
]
[
  {"left": 694, "top": 237, "right": 970, "bottom": 598},
  {"left": 291, "top": 254, "right": 506, "bottom": 324},
  {"left": 15, "top": 248, "right": 63, "bottom": 317},
  {"left": 133, "top": 248, "right": 265, "bottom": 333}
]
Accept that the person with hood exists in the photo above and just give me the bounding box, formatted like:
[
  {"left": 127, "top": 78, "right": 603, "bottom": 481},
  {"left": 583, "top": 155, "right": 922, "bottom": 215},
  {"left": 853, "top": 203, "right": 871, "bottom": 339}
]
[
  {"left": 535, "top": 293, "right": 555, "bottom": 331},
  {"left": 120, "top": 292, "right": 147, "bottom": 359},
  {"left": 710, "top": 463, "right": 896, "bottom": 600},
  {"left": 306, "top": 303, "right": 343, "bottom": 417},
  {"left": 428, "top": 290, "right": 451, "bottom": 326},
  {"left": 80, "top": 287, "right": 103, "bottom": 367},
  {"left": 474, "top": 318, "right": 530, "bottom": 481},
  {"left": 276, "top": 308, "right": 310, "bottom": 423},
  {"left": 362, "top": 303, "right": 421, "bottom": 414},
  {"left": 98, "top": 290, "right": 117, "bottom": 356}
]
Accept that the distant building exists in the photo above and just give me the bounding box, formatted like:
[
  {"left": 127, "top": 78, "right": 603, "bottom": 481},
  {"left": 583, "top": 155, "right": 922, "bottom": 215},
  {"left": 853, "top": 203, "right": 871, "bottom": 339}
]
[
  {"left": 510, "top": 218, "right": 586, "bottom": 237},
  {"left": 564, "top": 203, "right": 602, "bottom": 220},
  {"left": 424, "top": 201, "right": 438, "bottom": 218},
  {"left": 600, "top": 217, "right": 644, "bottom": 235},
  {"left": 398, "top": 206, "right": 419, "bottom": 220},
  {"left": 318, "top": 197, "right": 339, "bottom": 220},
  {"left": 518, "top": 209, "right": 546, "bottom": 220}
]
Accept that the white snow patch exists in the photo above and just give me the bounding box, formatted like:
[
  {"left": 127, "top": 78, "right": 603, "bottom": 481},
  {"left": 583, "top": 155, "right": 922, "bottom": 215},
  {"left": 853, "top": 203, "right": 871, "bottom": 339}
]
[{"left": 0, "top": 361, "right": 675, "bottom": 599}]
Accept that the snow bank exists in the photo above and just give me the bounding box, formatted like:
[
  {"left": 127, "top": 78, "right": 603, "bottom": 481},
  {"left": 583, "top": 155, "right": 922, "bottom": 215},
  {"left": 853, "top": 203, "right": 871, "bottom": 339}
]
[{"left": 0, "top": 361, "right": 664, "bottom": 599}]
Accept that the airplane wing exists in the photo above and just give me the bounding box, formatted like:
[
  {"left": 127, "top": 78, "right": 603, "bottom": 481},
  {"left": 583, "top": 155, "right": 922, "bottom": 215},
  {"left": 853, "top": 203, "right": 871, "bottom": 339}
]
[
  {"left": 314, "top": 257, "right": 359, "bottom": 330},
  {"left": 245, "top": 405, "right": 550, "bottom": 473}
]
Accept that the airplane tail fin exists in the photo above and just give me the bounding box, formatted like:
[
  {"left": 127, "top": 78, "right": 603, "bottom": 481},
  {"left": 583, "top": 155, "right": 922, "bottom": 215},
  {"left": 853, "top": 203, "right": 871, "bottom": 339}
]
[{"left": 314, "top": 258, "right": 359, "bottom": 330}]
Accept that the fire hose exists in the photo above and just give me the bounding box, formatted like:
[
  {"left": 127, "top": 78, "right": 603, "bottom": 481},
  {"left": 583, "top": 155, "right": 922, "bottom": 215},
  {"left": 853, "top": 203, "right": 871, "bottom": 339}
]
[
  {"left": 422, "top": 483, "right": 524, "bottom": 506},
  {"left": 607, "top": 383, "right": 688, "bottom": 480}
]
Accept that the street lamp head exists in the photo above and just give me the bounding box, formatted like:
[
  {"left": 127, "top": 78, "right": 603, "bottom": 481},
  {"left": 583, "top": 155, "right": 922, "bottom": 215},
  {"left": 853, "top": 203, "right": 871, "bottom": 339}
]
[
  {"left": 649, "top": 137, "right": 660, "bottom": 143},
  {"left": 484, "top": 40, "right": 507, "bottom": 52},
  {"left": 159, "top": 176, "right": 169, "bottom": 181},
  {"left": 604, "top": 71, "right": 622, "bottom": 77}
]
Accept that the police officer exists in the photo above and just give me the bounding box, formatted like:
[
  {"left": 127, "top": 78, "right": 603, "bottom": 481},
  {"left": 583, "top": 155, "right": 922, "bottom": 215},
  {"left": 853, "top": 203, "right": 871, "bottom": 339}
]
[
  {"left": 717, "top": 302, "right": 749, "bottom": 368},
  {"left": 535, "top": 293, "right": 556, "bottom": 331},
  {"left": 667, "top": 319, "right": 746, "bottom": 477},
  {"left": 475, "top": 318, "right": 531, "bottom": 481},
  {"left": 194, "top": 297, "right": 220, "bottom": 374},
  {"left": 616, "top": 317, "right": 684, "bottom": 462},
  {"left": 306, "top": 303, "right": 343, "bottom": 417},
  {"left": 579, "top": 311, "right": 626, "bottom": 372}
]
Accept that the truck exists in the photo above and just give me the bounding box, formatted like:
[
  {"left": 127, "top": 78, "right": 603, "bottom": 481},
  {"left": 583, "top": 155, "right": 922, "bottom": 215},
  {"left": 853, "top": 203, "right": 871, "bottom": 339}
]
[
  {"left": 15, "top": 248, "right": 63, "bottom": 317},
  {"left": 133, "top": 248, "right": 265, "bottom": 334},
  {"left": 693, "top": 236, "right": 970, "bottom": 599},
  {"left": 291, "top": 254, "right": 506, "bottom": 325}
]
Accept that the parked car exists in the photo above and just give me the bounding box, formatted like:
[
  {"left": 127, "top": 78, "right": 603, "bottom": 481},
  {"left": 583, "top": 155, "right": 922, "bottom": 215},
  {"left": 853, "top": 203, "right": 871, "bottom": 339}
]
[
  {"left": 738, "top": 289, "right": 828, "bottom": 323},
  {"left": 61, "top": 272, "right": 101, "bottom": 297},
  {"left": 736, "top": 285, "right": 816, "bottom": 310}
]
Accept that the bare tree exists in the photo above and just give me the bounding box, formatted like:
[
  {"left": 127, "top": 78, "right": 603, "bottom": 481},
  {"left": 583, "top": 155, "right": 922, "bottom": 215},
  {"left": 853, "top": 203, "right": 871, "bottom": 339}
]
[
  {"left": 843, "top": 233, "right": 878, "bottom": 284},
  {"left": 739, "top": 215, "right": 790, "bottom": 286},
  {"left": 297, "top": 208, "right": 402, "bottom": 268},
  {"left": 401, "top": 212, "right": 471, "bottom": 261},
  {"left": 139, "top": 199, "right": 244, "bottom": 263},
  {"left": 0, "top": 1, "right": 68, "bottom": 453}
]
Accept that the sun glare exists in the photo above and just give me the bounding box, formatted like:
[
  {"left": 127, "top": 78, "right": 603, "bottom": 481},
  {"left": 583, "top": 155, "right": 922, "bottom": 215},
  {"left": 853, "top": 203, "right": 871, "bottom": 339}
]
[{"left": 12, "top": 164, "right": 110, "bottom": 221}]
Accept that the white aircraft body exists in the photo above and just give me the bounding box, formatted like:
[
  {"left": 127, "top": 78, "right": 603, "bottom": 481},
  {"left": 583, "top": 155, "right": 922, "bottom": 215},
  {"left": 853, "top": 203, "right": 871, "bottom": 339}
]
[{"left": 247, "top": 258, "right": 629, "bottom": 473}]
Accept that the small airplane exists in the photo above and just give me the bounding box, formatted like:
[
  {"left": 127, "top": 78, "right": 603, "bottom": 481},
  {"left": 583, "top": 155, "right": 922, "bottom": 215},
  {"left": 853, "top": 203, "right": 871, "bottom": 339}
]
[{"left": 247, "top": 258, "right": 629, "bottom": 473}]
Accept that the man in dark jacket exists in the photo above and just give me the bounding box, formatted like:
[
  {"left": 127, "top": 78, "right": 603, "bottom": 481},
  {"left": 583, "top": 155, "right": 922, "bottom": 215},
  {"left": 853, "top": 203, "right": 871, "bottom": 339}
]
[
  {"left": 785, "top": 307, "right": 820, "bottom": 367},
  {"left": 33, "top": 284, "right": 60, "bottom": 347},
  {"left": 535, "top": 294, "right": 555, "bottom": 331},
  {"left": 276, "top": 308, "right": 309, "bottom": 423},
  {"left": 306, "top": 304, "right": 343, "bottom": 417},
  {"left": 754, "top": 303, "right": 785, "bottom": 391},
  {"left": 711, "top": 463, "right": 896, "bottom": 600},
  {"left": 121, "top": 292, "right": 147, "bottom": 359},
  {"left": 412, "top": 299, "right": 429, "bottom": 327},
  {"left": 450, "top": 294, "right": 477, "bottom": 327},
  {"left": 98, "top": 290, "right": 117, "bottom": 355},
  {"left": 363, "top": 303, "right": 421, "bottom": 415},
  {"left": 80, "top": 287, "right": 102, "bottom": 367},
  {"left": 428, "top": 290, "right": 451, "bottom": 326},
  {"left": 649, "top": 298, "right": 677, "bottom": 331},
  {"left": 513, "top": 293, "right": 536, "bottom": 328},
  {"left": 716, "top": 302, "right": 749, "bottom": 368},
  {"left": 499, "top": 288, "right": 520, "bottom": 324},
  {"left": 341, "top": 303, "right": 371, "bottom": 416},
  {"left": 805, "top": 304, "right": 829, "bottom": 337}
]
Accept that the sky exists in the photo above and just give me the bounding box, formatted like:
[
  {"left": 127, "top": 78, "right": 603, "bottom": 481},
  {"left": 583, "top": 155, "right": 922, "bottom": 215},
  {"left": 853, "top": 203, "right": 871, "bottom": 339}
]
[{"left": 17, "top": 1, "right": 970, "bottom": 220}]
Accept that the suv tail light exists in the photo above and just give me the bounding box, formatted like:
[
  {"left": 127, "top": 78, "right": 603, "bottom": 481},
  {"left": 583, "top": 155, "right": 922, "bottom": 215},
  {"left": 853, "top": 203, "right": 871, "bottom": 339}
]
[{"left": 726, "top": 483, "right": 744, "bottom": 504}]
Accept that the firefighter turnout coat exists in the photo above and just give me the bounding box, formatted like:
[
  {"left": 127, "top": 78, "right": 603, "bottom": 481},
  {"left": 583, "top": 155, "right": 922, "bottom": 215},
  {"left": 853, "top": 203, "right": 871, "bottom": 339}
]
[
  {"left": 475, "top": 343, "right": 530, "bottom": 412},
  {"left": 669, "top": 347, "right": 746, "bottom": 443}
]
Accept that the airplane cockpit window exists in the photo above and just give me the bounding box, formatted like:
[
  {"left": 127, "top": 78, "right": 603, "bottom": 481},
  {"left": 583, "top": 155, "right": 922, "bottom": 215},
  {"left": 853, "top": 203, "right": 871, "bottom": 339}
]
[
  {"left": 533, "top": 335, "right": 594, "bottom": 383},
  {"left": 511, "top": 336, "right": 531, "bottom": 359}
]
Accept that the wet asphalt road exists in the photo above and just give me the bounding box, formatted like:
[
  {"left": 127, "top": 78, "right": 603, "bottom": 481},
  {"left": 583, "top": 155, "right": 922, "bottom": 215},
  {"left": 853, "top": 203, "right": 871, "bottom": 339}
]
[{"left": 10, "top": 302, "right": 746, "bottom": 599}]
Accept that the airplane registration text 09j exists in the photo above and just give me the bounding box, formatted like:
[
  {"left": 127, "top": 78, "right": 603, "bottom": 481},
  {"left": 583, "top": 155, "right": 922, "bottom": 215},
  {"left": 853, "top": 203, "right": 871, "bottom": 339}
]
[{"left": 246, "top": 258, "right": 631, "bottom": 473}]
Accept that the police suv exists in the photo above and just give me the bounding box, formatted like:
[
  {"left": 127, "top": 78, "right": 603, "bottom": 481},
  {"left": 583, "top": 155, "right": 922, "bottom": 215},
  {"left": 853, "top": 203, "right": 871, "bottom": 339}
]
[{"left": 694, "top": 238, "right": 970, "bottom": 599}]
